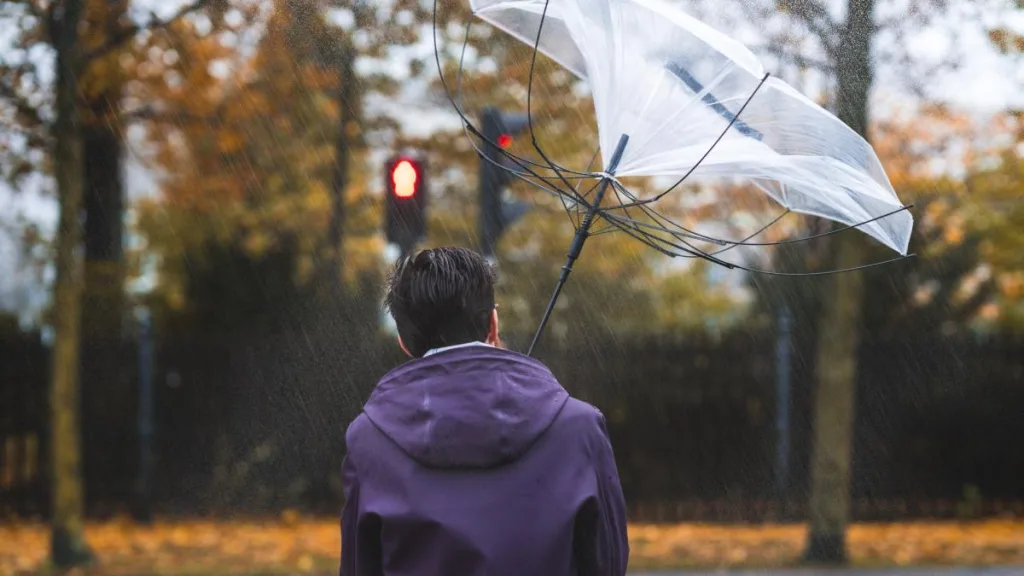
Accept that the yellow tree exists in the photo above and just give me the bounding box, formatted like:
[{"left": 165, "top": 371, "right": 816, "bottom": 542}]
[
  {"left": 131, "top": 0, "right": 412, "bottom": 332},
  {"left": 76, "top": 0, "right": 220, "bottom": 514},
  {"left": 963, "top": 114, "right": 1024, "bottom": 326},
  {"left": 0, "top": 0, "right": 226, "bottom": 565},
  {"left": 855, "top": 108, "right": 1005, "bottom": 336},
  {"left": 78, "top": 0, "right": 216, "bottom": 333},
  {"left": 969, "top": 24, "right": 1022, "bottom": 325},
  {"left": 133, "top": 1, "right": 338, "bottom": 326}
]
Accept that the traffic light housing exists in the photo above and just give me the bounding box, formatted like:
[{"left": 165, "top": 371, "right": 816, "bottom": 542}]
[
  {"left": 479, "top": 107, "right": 531, "bottom": 259},
  {"left": 385, "top": 153, "right": 428, "bottom": 255}
]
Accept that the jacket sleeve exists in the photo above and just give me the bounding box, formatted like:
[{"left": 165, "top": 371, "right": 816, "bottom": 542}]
[
  {"left": 340, "top": 425, "right": 383, "bottom": 576},
  {"left": 339, "top": 453, "right": 359, "bottom": 576},
  {"left": 575, "top": 410, "right": 630, "bottom": 576}
]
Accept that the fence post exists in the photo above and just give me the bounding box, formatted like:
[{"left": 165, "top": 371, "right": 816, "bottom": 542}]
[
  {"left": 133, "top": 307, "right": 155, "bottom": 523},
  {"left": 774, "top": 305, "right": 793, "bottom": 498}
]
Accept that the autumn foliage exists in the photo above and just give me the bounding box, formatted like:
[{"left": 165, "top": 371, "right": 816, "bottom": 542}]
[{"left": 2, "top": 518, "right": 1024, "bottom": 574}]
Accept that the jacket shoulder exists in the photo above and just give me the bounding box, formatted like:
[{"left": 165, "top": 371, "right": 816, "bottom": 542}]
[
  {"left": 561, "top": 396, "right": 602, "bottom": 417},
  {"left": 555, "top": 397, "right": 608, "bottom": 434}
]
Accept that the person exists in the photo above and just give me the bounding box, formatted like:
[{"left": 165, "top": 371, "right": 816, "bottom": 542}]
[{"left": 340, "top": 247, "right": 629, "bottom": 576}]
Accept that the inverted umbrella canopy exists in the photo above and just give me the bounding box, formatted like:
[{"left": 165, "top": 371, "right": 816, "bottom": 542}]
[{"left": 468, "top": 0, "right": 914, "bottom": 255}]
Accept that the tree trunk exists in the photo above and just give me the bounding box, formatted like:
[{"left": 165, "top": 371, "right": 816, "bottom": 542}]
[
  {"left": 323, "top": 38, "right": 357, "bottom": 296},
  {"left": 83, "top": 0, "right": 126, "bottom": 337},
  {"left": 49, "top": 0, "right": 94, "bottom": 567},
  {"left": 804, "top": 0, "right": 874, "bottom": 565},
  {"left": 804, "top": 233, "right": 866, "bottom": 563},
  {"left": 81, "top": 0, "right": 130, "bottom": 515}
]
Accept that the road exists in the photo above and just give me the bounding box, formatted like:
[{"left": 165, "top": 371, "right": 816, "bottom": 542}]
[{"left": 308, "top": 567, "right": 1023, "bottom": 576}]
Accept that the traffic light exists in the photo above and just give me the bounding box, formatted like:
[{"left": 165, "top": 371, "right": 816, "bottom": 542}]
[
  {"left": 385, "top": 152, "right": 428, "bottom": 256},
  {"left": 479, "top": 107, "right": 532, "bottom": 259}
]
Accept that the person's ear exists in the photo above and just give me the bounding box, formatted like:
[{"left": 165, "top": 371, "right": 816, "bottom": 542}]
[
  {"left": 397, "top": 335, "right": 413, "bottom": 358},
  {"left": 486, "top": 308, "right": 502, "bottom": 348}
]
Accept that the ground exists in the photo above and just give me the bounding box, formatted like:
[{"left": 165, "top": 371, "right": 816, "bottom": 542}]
[{"left": 1, "top": 518, "right": 1023, "bottom": 575}]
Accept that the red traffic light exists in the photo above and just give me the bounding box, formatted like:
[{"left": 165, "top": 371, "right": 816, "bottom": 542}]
[
  {"left": 391, "top": 159, "right": 419, "bottom": 199},
  {"left": 385, "top": 152, "right": 428, "bottom": 250},
  {"left": 497, "top": 133, "right": 513, "bottom": 149}
]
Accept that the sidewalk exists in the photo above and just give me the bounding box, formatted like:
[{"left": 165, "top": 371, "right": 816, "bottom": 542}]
[{"left": 634, "top": 565, "right": 1024, "bottom": 569}]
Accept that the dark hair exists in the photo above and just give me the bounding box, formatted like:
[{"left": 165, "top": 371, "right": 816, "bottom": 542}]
[{"left": 384, "top": 247, "right": 497, "bottom": 357}]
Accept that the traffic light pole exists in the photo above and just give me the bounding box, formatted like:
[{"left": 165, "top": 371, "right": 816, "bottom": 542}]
[
  {"left": 478, "top": 107, "right": 530, "bottom": 261},
  {"left": 396, "top": 238, "right": 416, "bottom": 261}
]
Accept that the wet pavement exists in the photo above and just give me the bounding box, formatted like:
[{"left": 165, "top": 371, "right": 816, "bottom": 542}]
[{"left": 634, "top": 565, "right": 1024, "bottom": 569}]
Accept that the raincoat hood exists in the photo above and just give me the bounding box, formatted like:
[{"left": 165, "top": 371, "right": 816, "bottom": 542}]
[{"left": 363, "top": 345, "right": 569, "bottom": 469}]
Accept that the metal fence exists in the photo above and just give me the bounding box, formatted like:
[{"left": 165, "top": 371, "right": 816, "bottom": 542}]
[
  {"left": 0, "top": 329, "right": 47, "bottom": 518},
  {"left": 2, "top": 323, "right": 1023, "bottom": 521}
]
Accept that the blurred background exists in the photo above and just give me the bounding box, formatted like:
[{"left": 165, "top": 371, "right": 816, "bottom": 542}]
[{"left": 0, "top": 0, "right": 1022, "bottom": 573}]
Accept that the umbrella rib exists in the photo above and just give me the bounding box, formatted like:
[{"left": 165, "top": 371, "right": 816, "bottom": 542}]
[
  {"left": 608, "top": 175, "right": 914, "bottom": 251},
  {"left": 614, "top": 215, "right": 739, "bottom": 267},
  {"left": 605, "top": 202, "right": 912, "bottom": 252},
  {"left": 726, "top": 253, "right": 917, "bottom": 277},
  {"left": 707, "top": 204, "right": 915, "bottom": 248},
  {"left": 607, "top": 181, "right": 728, "bottom": 244},
  {"left": 616, "top": 216, "right": 917, "bottom": 277},
  {"left": 603, "top": 211, "right": 728, "bottom": 258},
  {"left": 709, "top": 209, "right": 791, "bottom": 255},
  {"left": 523, "top": 0, "right": 591, "bottom": 196},
  {"left": 617, "top": 220, "right": 721, "bottom": 261}
]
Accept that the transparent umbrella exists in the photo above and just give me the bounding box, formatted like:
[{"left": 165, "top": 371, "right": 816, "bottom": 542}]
[{"left": 433, "top": 0, "right": 916, "bottom": 354}]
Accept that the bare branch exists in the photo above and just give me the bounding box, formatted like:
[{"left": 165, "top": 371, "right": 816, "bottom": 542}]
[
  {"left": 757, "top": 42, "right": 834, "bottom": 72},
  {"left": 1, "top": 0, "right": 45, "bottom": 21},
  {"left": 0, "top": 68, "right": 47, "bottom": 130},
  {"left": 873, "top": 5, "right": 965, "bottom": 101},
  {"left": 774, "top": 0, "right": 840, "bottom": 59},
  {"left": 84, "top": 0, "right": 208, "bottom": 62},
  {"left": 0, "top": 116, "right": 50, "bottom": 151},
  {"left": 122, "top": 104, "right": 215, "bottom": 125}
]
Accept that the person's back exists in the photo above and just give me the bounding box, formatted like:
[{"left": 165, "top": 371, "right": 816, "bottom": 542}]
[{"left": 340, "top": 247, "right": 629, "bottom": 576}]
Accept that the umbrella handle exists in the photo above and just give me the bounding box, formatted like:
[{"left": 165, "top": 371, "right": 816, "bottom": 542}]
[{"left": 527, "top": 134, "right": 630, "bottom": 357}]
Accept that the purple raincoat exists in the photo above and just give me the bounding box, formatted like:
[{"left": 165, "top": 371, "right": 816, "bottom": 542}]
[{"left": 340, "top": 344, "right": 629, "bottom": 576}]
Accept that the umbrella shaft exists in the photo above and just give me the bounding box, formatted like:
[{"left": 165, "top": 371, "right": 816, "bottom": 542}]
[{"left": 528, "top": 134, "right": 629, "bottom": 356}]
